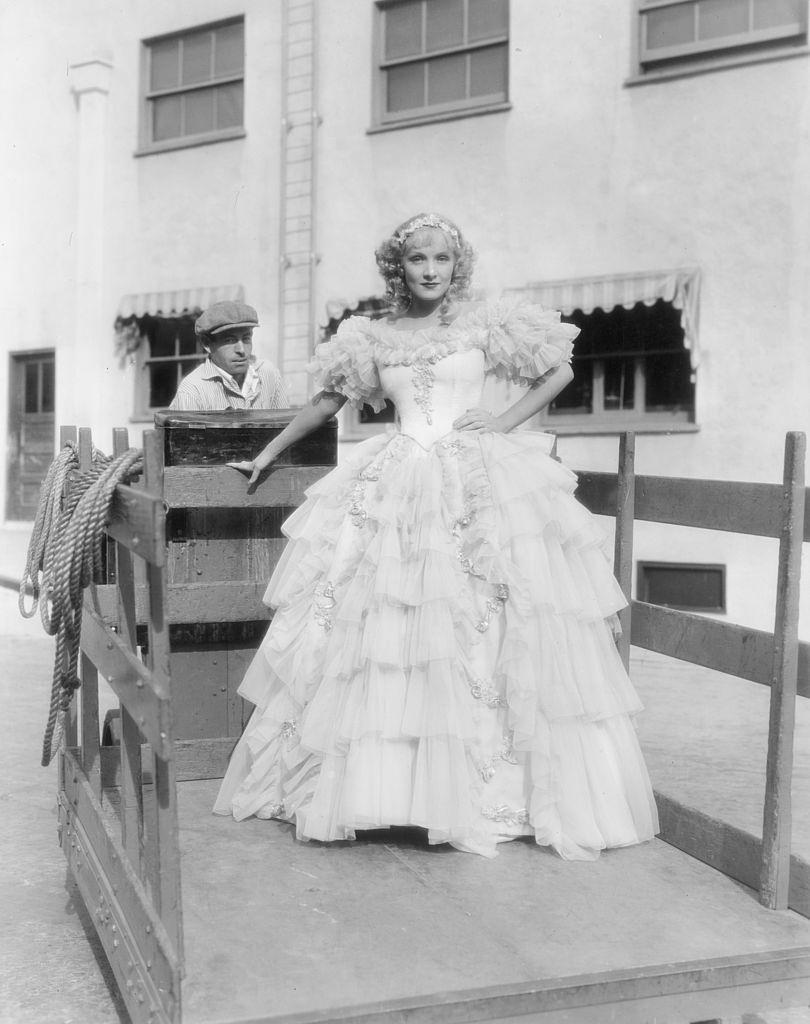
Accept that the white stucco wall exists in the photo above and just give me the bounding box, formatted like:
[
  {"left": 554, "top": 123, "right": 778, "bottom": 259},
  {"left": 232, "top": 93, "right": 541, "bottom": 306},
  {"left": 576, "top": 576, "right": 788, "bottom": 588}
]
[{"left": 2, "top": 0, "right": 808, "bottom": 636}]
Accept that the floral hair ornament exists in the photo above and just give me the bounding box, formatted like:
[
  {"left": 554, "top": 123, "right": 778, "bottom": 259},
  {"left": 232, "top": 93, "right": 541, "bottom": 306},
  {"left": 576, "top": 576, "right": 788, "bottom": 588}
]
[{"left": 394, "top": 213, "right": 461, "bottom": 248}]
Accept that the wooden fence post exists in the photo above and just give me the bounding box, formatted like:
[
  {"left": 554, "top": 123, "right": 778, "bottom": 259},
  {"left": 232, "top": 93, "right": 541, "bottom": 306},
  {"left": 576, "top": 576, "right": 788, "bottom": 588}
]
[
  {"left": 143, "top": 428, "right": 184, "bottom": 959},
  {"left": 614, "top": 432, "right": 636, "bottom": 672},
  {"left": 760, "top": 431, "right": 806, "bottom": 909}
]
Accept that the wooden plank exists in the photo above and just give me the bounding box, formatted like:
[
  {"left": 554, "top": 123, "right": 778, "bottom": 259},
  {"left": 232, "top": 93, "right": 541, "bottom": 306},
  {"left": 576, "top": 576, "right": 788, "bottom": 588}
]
[
  {"left": 101, "top": 737, "right": 239, "bottom": 787},
  {"left": 120, "top": 706, "right": 145, "bottom": 880},
  {"left": 629, "top": 600, "right": 810, "bottom": 699},
  {"left": 79, "top": 652, "right": 101, "bottom": 799},
  {"left": 105, "top": 428, "right": 131, "bottom": 584},
  {"left": 223, "top": 950, "right": 810, "bottom": 1024},
  {"left": 80, "top": 603, "right": 172, "bottom": 759},
  {"left": 78, "top": 426, "right": 93, "bottom": 470},
  {"left": 107, "top": 484, "right": 166, "bottom": 567},
  {"left": 634, "top": 475, "right": 786, "bottom": 537},
  {"left": 169, "top": 646, "right": 229, "bottom": 739},
  {"left": 656, "top": 791, "right": 810, "bottom": 919},
  {"left": 576, "top": 469, "right": 810, "bottom": 541},
  {"left": 166, "top": 507, "right": 290, "bottom": 584},
  {"left": 142, "top": 428, "right": 184, "bottom": 958},
  {"left": 761, "top": 431, "right": 806, "bottom": 909},
  {"left": 58, "top": 753, "right": 181, "bottom": 1023},
  {"left": 180, "top": 949, "right": 810, "bottom": 1024},
  {"left": 151, "top": 754, "right": 183, "bottom": 956},
  {"left": 92, "top": 581, "right": 272, "bottom": 625},
  {"left": 60, "top": 424, "right": 78, "bottom": 447},
  {"left": 162, "top": 464, "right": 332, "bottom": 508},
  {"left": 155, "top": 411, "right": 337, "bottom": 468},
  {"left": 613, "top": 433, "right": 635, "bottom": 669},
  {"left": 630, "top": 599, "right": 774, "bottom": 682}
]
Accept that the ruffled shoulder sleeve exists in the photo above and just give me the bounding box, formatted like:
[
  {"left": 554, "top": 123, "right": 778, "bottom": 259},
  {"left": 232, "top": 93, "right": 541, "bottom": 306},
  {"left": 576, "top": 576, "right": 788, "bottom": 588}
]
[
  {"left": 307, "top": 317, "right": 386, "bottom": 412},
  {"left": 467, "top": 300, "right": 579, "bottom": 386}
]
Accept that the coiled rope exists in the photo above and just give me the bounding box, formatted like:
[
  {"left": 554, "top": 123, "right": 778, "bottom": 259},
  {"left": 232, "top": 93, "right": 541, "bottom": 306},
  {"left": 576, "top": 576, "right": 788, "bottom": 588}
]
[{"left": 20, "top": 441, "right": 144, "bottom": 766}]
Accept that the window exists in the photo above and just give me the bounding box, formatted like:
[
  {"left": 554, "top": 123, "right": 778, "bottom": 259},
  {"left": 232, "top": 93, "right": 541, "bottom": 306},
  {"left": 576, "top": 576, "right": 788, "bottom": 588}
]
[
  {"left": 539, "top": 299, "right": 695, "bottom": 432},
  {"left": 637, "top": 0, "right": 807, "bottom": 72},
  {"left": 139, "top": 19, "right": 245, "bottom": 153},
  {"left": 374, "top": 0, "right": 509, "bottom": 128},
  {"left": 124, "top": 314, "right": 204, "bottom": 416},
  {"left": 638, "top": 561, "right": 726, "bottom": 613}
]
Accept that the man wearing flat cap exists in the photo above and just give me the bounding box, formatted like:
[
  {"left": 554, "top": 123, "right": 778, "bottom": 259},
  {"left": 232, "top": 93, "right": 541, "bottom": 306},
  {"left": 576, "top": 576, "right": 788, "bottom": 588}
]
[{"left": 169, "top": 300, "right": 289, "bottom": 411}]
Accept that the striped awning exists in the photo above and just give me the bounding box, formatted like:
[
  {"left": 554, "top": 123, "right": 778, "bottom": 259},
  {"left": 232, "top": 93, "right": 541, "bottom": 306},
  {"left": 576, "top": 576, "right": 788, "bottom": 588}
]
[
  {"left": 116, "top": 284, "right": 245, "bottom": 319},
  {"left": 505, "top": 267, "right": 701, "bottom": 366}
]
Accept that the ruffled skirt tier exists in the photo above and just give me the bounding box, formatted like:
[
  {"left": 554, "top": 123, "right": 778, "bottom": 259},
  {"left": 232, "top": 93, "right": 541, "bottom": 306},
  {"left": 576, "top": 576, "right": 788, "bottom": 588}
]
[{"left": 213, "top": 430, "right": 659, "bottom": 859}]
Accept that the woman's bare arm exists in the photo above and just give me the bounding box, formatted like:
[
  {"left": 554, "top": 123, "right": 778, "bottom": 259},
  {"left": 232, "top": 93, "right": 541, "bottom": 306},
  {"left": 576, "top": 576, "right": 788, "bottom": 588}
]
[{"left": 229, "top": 391, "right": 347, "bottom": 484}]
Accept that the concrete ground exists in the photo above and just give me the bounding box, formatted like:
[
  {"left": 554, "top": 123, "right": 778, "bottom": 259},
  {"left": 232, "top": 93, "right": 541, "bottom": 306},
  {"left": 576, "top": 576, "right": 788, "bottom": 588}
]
[{"left": 1, "top": 522, "right": 809, "bottom": 1024}]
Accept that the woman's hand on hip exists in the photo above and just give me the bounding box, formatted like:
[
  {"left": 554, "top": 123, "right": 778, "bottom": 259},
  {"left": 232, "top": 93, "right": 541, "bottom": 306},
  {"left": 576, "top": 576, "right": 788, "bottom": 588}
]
[{"left": 453, "top": 407, "right": 503, "bottom": 433}]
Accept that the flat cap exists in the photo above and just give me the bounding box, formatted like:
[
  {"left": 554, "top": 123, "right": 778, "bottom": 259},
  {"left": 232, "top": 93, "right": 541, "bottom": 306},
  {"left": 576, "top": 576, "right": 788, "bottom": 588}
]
[{"left": 195, "top": 300, "right": 259, "bottom": 336}]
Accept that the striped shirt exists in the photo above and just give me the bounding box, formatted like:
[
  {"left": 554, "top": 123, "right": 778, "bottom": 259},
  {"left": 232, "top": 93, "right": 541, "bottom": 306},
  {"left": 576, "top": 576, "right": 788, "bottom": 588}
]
[{"left": 169, "top": 358, "right": 290, "bottom": 411}]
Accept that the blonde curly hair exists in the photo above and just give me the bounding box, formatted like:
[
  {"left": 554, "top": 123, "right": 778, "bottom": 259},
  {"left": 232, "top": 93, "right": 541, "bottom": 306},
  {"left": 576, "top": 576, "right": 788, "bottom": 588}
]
[{"left": 375, "top": 213, "right": 476, "bottom": 322}]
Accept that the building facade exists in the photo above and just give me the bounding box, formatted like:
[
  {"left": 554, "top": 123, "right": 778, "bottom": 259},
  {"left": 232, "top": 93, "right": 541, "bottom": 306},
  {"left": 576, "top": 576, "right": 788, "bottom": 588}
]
[{"left": 2, "top": 0, "right": 809, "bottom": 634}]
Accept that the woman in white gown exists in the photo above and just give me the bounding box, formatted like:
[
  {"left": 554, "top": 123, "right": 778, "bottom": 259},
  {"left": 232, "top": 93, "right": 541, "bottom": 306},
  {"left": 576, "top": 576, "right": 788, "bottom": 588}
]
[{"left": 214, "top": 213, "right": 659, "bottom": 860}]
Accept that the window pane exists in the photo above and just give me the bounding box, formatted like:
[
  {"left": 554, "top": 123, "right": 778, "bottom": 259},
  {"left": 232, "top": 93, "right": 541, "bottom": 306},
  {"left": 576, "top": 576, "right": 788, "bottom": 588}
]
[
  {"left": 427, "top": 52, "right": 466, "bottom": 104},
  {"left": 182, "top": 30, "right": 212, "bottom": 85},
  {"left": 641, "top": 564, "right": 724, "bottom": 610},
  {"left": 550, "top": 361, "right": 593, "bottom": 413},
  {"left": 150, "top": 38, "right": 180, "bottom": 91},
  {"left": 216, "top": 82, "right": 243, "bottom": 128},
  {"left": 469, "top": 0, "right": 509, "bottom": 41},
  {"left": 645, "top": 351, "right": 693, "bottom": 410},
  {"left": 214, "top": 21, "right": 244, "bottom": 77},
  {"left": 645, "top": 3, "right": 696, "bottom": 48},
  {"left": 697, "top": 0, "right": 749, "bottom": 40},
  {"left": 185, "top": 88, "right": 215, "bottom": 135},
  {"left": 24, "top": 363, "right": 38, "bottom": 414},
  {"left": 385, "top": 2, "right": 423, "bottom": 59},
  {"left": 753, "top": 0, "right": 802, "bottom": 29},
  {"left": 469, "top": 44, "right": 507, "bottom": 97},
  {"left": 603, "top": 358, "right": 635, "bottom": 410},
  {"left": 179, "top": 358, "right": 203, "bottom": 378},
  {"left": 387, "top": 63, "right": 425, "bottom": 112},
  {"left": 150, "top": 319, "right": 180, "bottom": 358},
  {"left": 426, "top": 0, "right": 464, "bottom": 52},
  {"left": 152, "top": 95, "right": 182, "bottom": 141},
  {"left": 149, "top": 363, "right": 180, "bottom": 409},
  {"left": 41, "top": 359, "right": 55, "bottom": 413},
  {"left": 177, "top": 321, "right": 201, "bottom": 356}
]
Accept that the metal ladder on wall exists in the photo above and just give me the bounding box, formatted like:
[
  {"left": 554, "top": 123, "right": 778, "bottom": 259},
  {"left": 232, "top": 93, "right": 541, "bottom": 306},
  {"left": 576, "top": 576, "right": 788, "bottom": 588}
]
[{"left": 279, "top": 0, "right": 320, "bottom": 404}]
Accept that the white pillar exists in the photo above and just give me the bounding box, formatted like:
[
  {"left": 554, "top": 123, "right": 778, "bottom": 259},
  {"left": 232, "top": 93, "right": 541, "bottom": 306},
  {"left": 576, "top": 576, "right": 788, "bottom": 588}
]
[{"left": 65, "top": 57, "right": 113, "bottom": 435}]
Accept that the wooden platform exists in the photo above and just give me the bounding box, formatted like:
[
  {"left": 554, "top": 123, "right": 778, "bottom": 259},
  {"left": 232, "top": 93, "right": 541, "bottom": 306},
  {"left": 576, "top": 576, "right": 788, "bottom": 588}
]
[{"left": 174, "top": 779, "right": 810, "bottom": 1024}]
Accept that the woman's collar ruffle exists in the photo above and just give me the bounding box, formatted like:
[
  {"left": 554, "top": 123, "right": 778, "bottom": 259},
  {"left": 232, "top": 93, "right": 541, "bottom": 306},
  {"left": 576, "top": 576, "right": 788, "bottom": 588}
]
[{"left": 364, "top": 312, "right": 483, "bottom": 367}]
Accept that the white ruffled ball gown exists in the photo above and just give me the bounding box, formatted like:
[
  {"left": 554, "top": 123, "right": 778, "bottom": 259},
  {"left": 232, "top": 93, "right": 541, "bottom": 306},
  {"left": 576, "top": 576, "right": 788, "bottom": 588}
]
[{"left": 213, "top": 302, "right": 660, "bottom": 860}]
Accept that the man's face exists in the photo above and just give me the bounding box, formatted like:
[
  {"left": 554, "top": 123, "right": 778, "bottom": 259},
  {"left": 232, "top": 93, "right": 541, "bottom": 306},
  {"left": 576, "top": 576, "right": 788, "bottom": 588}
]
[{"left": 206, "top": 328, "right": 254, "bottom": 378}]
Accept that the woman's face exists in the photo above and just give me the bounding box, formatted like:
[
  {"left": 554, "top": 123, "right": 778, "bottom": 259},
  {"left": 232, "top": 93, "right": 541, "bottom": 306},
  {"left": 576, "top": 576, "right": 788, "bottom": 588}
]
[{"left": 402, "top": 228, "right": 456, "bottom": 310}]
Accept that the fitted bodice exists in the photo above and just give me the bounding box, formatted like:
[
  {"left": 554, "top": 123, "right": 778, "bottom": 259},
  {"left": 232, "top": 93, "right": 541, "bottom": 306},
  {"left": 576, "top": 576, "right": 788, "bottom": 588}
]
[{"left": 378, "top": 347, "right": 486, "bottom": 448}]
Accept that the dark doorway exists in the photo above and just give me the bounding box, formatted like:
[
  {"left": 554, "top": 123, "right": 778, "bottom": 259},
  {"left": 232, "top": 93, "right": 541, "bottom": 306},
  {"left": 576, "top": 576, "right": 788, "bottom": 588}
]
[{"left": 7, "top": 351, "right": 55, "bottom": 520}]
